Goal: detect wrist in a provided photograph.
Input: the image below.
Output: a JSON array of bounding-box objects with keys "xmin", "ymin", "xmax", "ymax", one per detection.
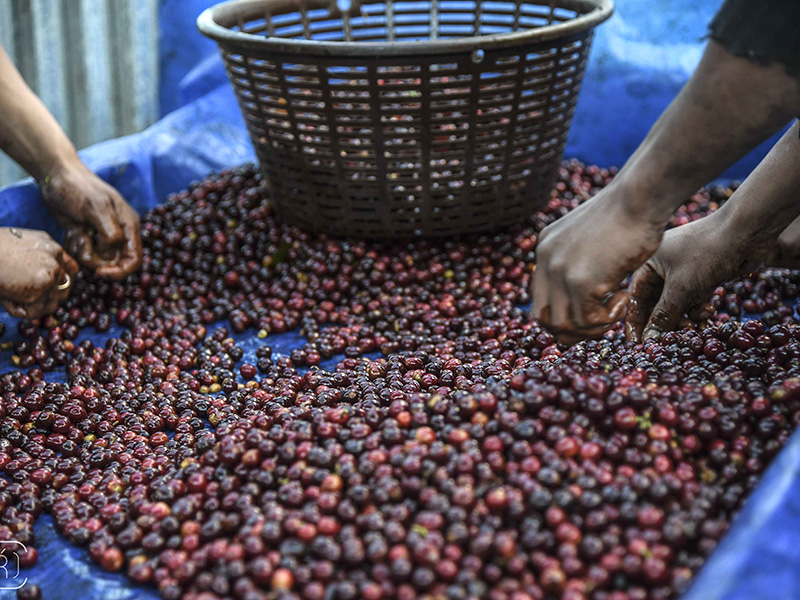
[
  {"xmin": 603, "ymin": 174, "xmax": 676, "ymax": 230},
  {"xmin": 34, "ymin": 145, "xmax": 82, "ymax": 186},
  {"xmin": 711, "ymin": 203, "xmax": 777, "ymax": 267}
]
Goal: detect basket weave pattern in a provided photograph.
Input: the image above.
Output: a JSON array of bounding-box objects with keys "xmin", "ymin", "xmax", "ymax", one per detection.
[{"xmin": 201, "ymin": 0, "xmax": 611, "ymax": 237}]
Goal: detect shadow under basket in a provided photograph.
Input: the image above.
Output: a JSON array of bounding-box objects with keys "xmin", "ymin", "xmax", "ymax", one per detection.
[{"xmin": 198, "ymin": 0, "xmax": 613, "ymax": 238}]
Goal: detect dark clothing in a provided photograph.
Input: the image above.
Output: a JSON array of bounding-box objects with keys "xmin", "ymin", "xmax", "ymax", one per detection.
[{"xmin": 710, "ymin": 0, "xmax": 800, "ymax": 74}]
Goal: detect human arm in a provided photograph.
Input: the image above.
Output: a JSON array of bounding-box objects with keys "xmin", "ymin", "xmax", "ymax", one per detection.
[
  {"xmin": 531, "ymin": 40, "xmax": 800, "ymax": 342},
  {"xmin": 0, "ymin": 45, "xmax": 141, "ymax": 279},
  {"xmin": 626, "ymin": 121, "xmax": 800, "ymax": 341}
]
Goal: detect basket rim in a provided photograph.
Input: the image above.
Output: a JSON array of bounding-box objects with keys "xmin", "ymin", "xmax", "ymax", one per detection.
[{"xmin": 197, "ymin": 0, "xmax": 613, "ymax": 58}]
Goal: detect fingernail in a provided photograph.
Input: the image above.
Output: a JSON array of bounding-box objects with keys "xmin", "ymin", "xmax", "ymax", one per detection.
[{"xmin": 643, "ymin": 327, "xmax": 662, "ymax": 341}]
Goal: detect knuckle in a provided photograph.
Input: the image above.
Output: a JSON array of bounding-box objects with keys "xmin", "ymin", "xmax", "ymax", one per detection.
[
  {"xmin": 91, "ymin": 195, "xmax": 114, "ymax": 214},
  {"xmin": 650, "ymin": 307, "xmax": 675, "ymax": 326},
  {"xmin": 547, "ymin": 258, "xmax": 568, "ymax": 276},
  {"xmin": 33, "ymin": 271, "xmax": 54, "ymax": 291},
  {"xmin": 563, "ymin": 270, "xmax": 580, "ymax": 287},
  {"xmin": 564, "ymin": 269, "xmax": 589, "ymax": 290}
]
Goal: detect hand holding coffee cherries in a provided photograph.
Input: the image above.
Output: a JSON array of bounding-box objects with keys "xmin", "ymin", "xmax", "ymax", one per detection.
[
  {"xmin": 0, "ymin": 43, "xmax": 142, "ymax": 319},
  {"xmin": 0, "ymin": 164, "xmax": 142, "ymax": 319},
  {"xmin": 624, "ymin": 211, "xmax": 766, "ymax": 342},
  {"xmin": 0, "ymin": 163, "xmax": 143, "ymax": 319},
  {"xmin": 41, "ymin": 160, "xmax": 142, "ymax": 280},
  {"xmin": 0, "ymin": 228, "xmax": 79, "ymax": 318},
  {"xmin": 531, "ymin": 184, "xmax": 661, "ymax": 343},
  {"xmin": 626, "ymin": 120, "xmax": 800, "ymax": 342},
  {"xmin": 532, "ymin": 41, "xmax": 800, "ymax": 342}
]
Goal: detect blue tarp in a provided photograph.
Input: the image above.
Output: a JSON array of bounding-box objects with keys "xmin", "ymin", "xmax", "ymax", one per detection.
[
  {"xmin": 0, "ymin": 311, "xmax": 351, "ymax": 600},
  {"xmin": 0, "ymin": 2, "xmax": 799, "ymax": 598}
]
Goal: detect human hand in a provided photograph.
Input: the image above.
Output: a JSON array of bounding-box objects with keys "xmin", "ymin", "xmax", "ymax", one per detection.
[
  {"xmin": 0, "ymin": 227, "xmax": 79, "ymax": 318},
  {"xmin": 531, "ymin": 186, "xmax": 665, "ymax": 343},
  {"xmin": 625, "ymin": 211, "xmax": 772, "ymax": 342},
  {"xmin": 766, "ymin": 214, "xmax": 800, "ymax": 270},
  {"xmin": 40, "ymin": 160, "xmax": 141, "ymax": 279}
]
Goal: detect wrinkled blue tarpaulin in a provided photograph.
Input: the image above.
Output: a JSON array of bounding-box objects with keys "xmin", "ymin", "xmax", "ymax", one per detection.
[{"xmin": 0, "ymin": 7, "xmax": 799, "ymax": 599}]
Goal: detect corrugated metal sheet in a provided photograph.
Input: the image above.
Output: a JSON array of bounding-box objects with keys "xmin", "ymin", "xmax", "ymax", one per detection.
[{"xmin": 0, "ymin": 0, "xmax": 159, "ymax": 186}]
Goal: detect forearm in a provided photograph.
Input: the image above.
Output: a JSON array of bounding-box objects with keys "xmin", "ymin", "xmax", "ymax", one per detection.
[
  {"xmin": 715, "ymin": 121, "xmax": 800, "ymax": 246},
  {"xmin": 613, "ymin": 40, "xmax": 800, "ymax": 227},
  {"xmin": 0, "ymin": 45, "xmax": 79, "ymax": 182}
]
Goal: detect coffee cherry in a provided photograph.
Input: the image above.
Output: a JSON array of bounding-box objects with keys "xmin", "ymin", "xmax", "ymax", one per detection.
[
  {"xmin": 0, "ymin": 162, "xmax": 792, "ymax": 600},
  {"xmin": 100, "ymin": 548, "xmax": 123, "ymax": 572},
  {"xmin": 17, "ymin": 585, "xmax": 41, "ymax": 600}
]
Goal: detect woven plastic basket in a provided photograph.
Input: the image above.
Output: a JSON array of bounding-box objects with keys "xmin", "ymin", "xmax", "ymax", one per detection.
[{"xmin": 198, "ymin": 0, "xmax": 613, "ymax": 238}]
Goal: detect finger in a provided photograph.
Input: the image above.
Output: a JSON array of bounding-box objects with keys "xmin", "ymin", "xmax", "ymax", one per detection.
[
  {"xmin": 22, "ymin": 304, "xmax": 50, "ymax": 319},
  {"xmin": 56, "ymin": 246, "xmax": 80, "ymax": 276},
  {"xmin": 56, "ymin": 285, "xmax": 71, "ymax": 304},
  {"xmin": 64, "ymin": 230, "xmax": 102, "ymax": 269},
  {"xmin": 552, "ymin": 296, "xmax": 626, "ymax": 344},
  {"xmin": 625, "ymin": 264, "xmax": 664, "ymax": 343},
  {"xmin": 605, "ymin": 289, "xmax": 629, "ymax": 323},
  {"xmin": 54, "ymin": 269, "xmax": 72, "ymax": 303},
  {"xmin": 566, "ymin": 282, "xmax": 591, "ymax": 331},
  {"xmin": 567, "ymin": 282, "xmax": 629, "ymax": 332},
  {"xmin": 41, "ymin": 294, "xmax": 62, "ymax": 316},
  {"xmin": 530, "ymin": 265, "xmax": 549, "ymax": 324},
  {"xmin": 687, "ymin": 301, "xmax": 715, "ymax": 322},
  {"xmin": 88, "ymin": 194, "xmax": 125, "ymax": 249},
  {"xmin": 643, "ymin": 280, "xmax": 690, "ymax": 341},
  {"xmin": 14, "ymin": 297, "xmax": 49, "ymax": 319},
  {"xmin": 33, "ymin": 270, "xmax": 61, "ymax": 314},
  {"xmin": 95, "ymin": 211, "xmax": 142, "ymax": 280},
  {"xmin": 22, "ymin": 289, "xmax": 62, "ymax": 318},
  {"xmin": 547, "ymin": 275, "xmax": 572, "ymax": 332},
  {"xmin": 2, "ymin": 300, "xmax": 28, "ymax": 318}
]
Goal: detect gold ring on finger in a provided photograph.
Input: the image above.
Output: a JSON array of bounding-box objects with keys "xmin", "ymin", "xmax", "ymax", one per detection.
[{"xmin": 57, "ymin": 274, "xmax": 72, "ymax": 291}]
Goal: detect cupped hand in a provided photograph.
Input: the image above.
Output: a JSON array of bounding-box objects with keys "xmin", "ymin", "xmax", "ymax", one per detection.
[
  {"xmin": 40, "ymin": 160, "xmax": 142, "ymax": 279},
  {"xmin": 0, "ymin": 227, "xmax": 79, "ymax": 318},
  {"xmin": 625, "ymin": 211, "xmax": 772, "ymax": 342},
  {"xmin": 531, "ymin": 187, "xmax": 665, "ymax": 343}
]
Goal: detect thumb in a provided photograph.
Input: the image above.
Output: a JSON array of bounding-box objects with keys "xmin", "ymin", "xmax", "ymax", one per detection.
[
  {"xmin": 89, "ymin": 197, "xmax": 124, "ymax": 249},
  {"xmin": 605, "ymin": 289, "xmax": 629, "ymax": 323},
  {"xmin": 625, "ymin": 262, "xmax": 663, "ymax": 343},
  {"xmin": 64, "ymin": 230, "xmax": 100, "ymax": 269},
  {"xmin": 643, "ymin": 281, "xmax": 689, "ymax": 340}
]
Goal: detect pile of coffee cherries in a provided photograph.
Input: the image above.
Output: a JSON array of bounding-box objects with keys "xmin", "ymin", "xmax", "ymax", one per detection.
[{"xmin": 2, "ymin": 161, "xmax": 800, "ymax": 600}]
